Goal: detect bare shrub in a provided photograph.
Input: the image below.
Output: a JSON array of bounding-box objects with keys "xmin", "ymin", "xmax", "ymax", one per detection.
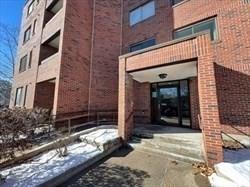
[{"xmin": 0, "ymin": 107, "xmax": 51, "ymax": 160}]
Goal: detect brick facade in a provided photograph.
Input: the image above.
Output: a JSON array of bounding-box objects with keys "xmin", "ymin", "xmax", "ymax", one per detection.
[
  {"xmin": 12, "ymin": 0, "xmax": 249, "ymax": 166},
  {"xmin": 121, "ymin": 0, "xmax": 250, "ymax": 135}
]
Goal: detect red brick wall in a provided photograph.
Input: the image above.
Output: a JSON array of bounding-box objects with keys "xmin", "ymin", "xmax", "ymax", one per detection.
[
  {"xmin": 56, "ymin": 0, "xmax": 93, "ymax": 114},
  {"xmin": 34, "ymin": 81, "xmax": 55, "ymax": 110},
  {"xmin": 122, "ymin": 0, "xmax": 173, "ymax": 53},
  {"xmin": 133, "ymin": 81, "xmax": 151, "ymax": 123},
  {"xmin": 173, "ymin": 0, "xmax": 250, "ymax": 135},
  {"xmin": 189, "ymin": 77, "xmax": 200, "ymax": 129},
  {"xmin": 88, "ymin": 0, "xmax": 122, "ymax": 112},
  {"xmin": 122, "ymin": 0, "xmax": 250, "ymax": 135}
]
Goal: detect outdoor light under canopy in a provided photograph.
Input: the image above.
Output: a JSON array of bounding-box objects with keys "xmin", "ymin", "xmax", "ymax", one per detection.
[{"xmin": 158, "ymin": 73, "xmax": 168, "ymax": 79}]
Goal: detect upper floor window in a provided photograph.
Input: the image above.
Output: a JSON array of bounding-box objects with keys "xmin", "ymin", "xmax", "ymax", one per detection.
[
  {"xmin": 172, "ymin": 0, "xmax": 185, "ymax": 6},
  {"xmin": 33, "ymin": 19, "xmax": 37, "ymax": 35},
  {"xmin": 19, "ymin": 55, "xmax": 28, "ymax": 73},
  {"xmin": 27, "ymin": 0, "xmax": 35, "ymax": 16},
  {"xmin": 28, "ymin": 50, "xmax": 33, "ymax": 68},
  {"xmin": 174, "ymin": 18, "xmax": 218, "ymax": 41},
  {"xmin": 23, "ymin": 26, "xmax": 31, "ymax": 44},
  {"xmin": 130, "ymin": 38, "xmax": 156, "ymax": 52},
  {"xmin": 130, "ymin": 1, "xmax": 155, "ymax": 26}
]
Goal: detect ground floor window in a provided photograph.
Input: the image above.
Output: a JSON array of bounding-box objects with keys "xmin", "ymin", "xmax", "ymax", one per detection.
[
  {"xmin": 15, "ymin": 87, "xmax": 23, "ymax": 107},
  {"xmin": 151, "ymin": 80, "xmax": 191, "ymax": 127}
]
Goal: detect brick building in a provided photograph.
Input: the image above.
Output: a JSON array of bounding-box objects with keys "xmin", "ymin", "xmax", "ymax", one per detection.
[{"xmin": 11, "ymin": 0, "xmax": 250, "ymax": 165}]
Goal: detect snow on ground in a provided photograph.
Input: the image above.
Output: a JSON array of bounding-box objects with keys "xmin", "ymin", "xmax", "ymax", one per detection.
[
  {"xmin": 80, "ymin": 128, "xmax": 119, "ymax": 144},
  {"xmin": 0, "ymin": 128, "xmax": 119, "ymax": 187},
  {"xmin": 209, "ymin": 149, "xmax": 250, "ymax": 187}
]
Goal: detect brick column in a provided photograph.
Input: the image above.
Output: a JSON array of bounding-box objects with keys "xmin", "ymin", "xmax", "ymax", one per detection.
[
  {"xmin": 197, "ymin": 35, "xmax": 223, "ymax": 166},
  {"xmin": 118, "ymin": 58, "xmax": 134, "ymax": 142}
]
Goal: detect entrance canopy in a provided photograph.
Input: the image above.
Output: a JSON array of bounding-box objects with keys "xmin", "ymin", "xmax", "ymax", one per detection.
[{"xmin": 130, "ymin": 61, "xmax": 197, "ymax": 83}]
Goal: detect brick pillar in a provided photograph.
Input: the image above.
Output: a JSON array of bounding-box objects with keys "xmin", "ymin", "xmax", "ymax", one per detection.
[
  {"xmin": 118, "ymin": 58, "xmax": 134, "ymax": 142},
  {"xmin": 197, "ymin": 35, "xmax": 223, "ymax": 166}
]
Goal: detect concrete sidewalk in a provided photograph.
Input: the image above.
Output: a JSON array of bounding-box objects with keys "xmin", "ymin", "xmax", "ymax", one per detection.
[{"xmin": 61, "ymin": 146, "xmax": 210, "ymax": 187}]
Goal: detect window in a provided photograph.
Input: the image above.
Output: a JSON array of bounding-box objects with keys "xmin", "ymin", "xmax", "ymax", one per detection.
[
  {"xmin": 130, "ymin": 1, "xmax": 155, "ymax": 26},
  {"xmin": 23, "ymin": 85, "xmax": 28, "ymax": 107},
  {"xmin": 19, "ymin": 55, "xmax": 28, "ymax": 73},
  {"xmin": 33, "ymin": 19, "xmax": 37, "ymax": 35},
  {"xmin": 15, "ymin": 87, "xmax": 23, "ymax": 107},
  {"xmin": 27, "ymin": 0, "xmax": 35, "ymax": 16},
  {"xmin": 174, "ymin": 18, "xmax": 217, "ymax": 41},
  {"xmin": 130, "ymin": 38, "xmax": 156, "ymax": 52},
  {"xmin": 28, "ymin": 50, "xmax": 33, "ymax": 68},
  {"xmin": 23, "ymin": 26, "xmax": 31, "ymax": 43},
  {"xmin": 172, "ymin": 0, "xmax": 185, "ymax": 5}
]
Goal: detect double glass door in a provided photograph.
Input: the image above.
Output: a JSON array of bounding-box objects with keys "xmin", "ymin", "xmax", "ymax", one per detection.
[{"xmin": 151, "ymin": 80, "xmax": 191, "ymax": 127}]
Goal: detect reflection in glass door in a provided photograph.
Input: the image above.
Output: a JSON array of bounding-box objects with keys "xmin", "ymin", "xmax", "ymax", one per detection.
[
  {"xmin": 159, "ymin": 86, "xmax": 179, "ymax": 125},
  {"xmin": 151, "ymin": 80, "xmax": 191, "ymax": 127}
]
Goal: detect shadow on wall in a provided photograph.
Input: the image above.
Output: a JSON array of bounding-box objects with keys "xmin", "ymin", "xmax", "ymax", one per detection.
[
  {"xmin": 214, "ymin": 63, "xmax": 250, "ymax": 135},
  {"xmin": 62, "ymin": 163, "xmax": 150, "ymax": 187}
]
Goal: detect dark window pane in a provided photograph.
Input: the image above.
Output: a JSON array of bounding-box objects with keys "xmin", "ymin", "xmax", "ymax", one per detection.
[
  {"xmin": 19, "ymin": 55, "xmax": 28, "ymax": 73},
  {"xmin": 174, "ymin": 27, "xmax": 193, "ymax": 39},
  {"xmin": 174, "ymin": 19, "xmax": 217, "ymax": 41},
  {"xmin": 172, "ymin": 0, "xmax": 184, "ymax": 5},
  {"xmin": 130, "ymin": 38, "xmax": 156, "ymax": 52},
  {"xmin": 193, "ymin": 20, "xmax": 217, "ymax": 40},
  {"xmin": 180, "ymin": 80, "xmax": 190, "ymax": 126}
]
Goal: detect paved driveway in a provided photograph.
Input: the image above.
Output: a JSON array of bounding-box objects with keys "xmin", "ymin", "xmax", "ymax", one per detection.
[{"xmin": 61, "ymin": 147, "xmax": 210, "ymax": 187}]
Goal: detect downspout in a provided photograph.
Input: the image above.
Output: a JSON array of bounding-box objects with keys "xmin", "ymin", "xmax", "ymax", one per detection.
[{"xmin": 88, "ymin": 0, "xmax": 96, "ymax": 120}]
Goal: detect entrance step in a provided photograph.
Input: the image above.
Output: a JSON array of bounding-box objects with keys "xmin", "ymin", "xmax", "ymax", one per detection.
[{"xmin": 129, "ymin": 136, "xmax": 205, "ymax": 164}]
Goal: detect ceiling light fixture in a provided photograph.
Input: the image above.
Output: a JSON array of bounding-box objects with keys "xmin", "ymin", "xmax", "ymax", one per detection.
[{"xmin": 158, "ymin": 73, "xmax": 168, "ymax": 79}]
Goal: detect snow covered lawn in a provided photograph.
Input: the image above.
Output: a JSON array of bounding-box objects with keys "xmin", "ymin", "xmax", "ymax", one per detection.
[
  {"xmin": 0, "ymin": 128, "xmax": 119, "ymax": 187},
  {"xmin": 209, "ymin": 149, "xmax": 250, "ymax": 187}
]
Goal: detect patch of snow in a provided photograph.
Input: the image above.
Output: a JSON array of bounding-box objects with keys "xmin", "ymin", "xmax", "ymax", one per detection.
[
  {"xmin": 0, "ymin": 128, "xmax": 119, "ymax": 187},
  {"xmin": 209, "ymin": 149, "xmax": 250, "ymax": 187},
  {"xmin": 80, "ymin": 129, "xmax": 119, "ymax": 144}
]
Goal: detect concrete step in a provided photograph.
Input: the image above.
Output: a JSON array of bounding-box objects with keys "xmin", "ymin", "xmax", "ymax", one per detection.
[
  {"xmin": 79, "ymin": 128, "xmax": 121, "ymax": 151},
  {"xmin": 133, "ymin": 131, "xmax": 202, "ymax": 147},
  {"xmin": 130, "ymin": 136, "xmax": 205, "ymax": 163}
]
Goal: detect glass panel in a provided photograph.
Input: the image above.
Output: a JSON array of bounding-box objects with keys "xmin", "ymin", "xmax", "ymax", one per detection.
[
  {"xmin": 142, "ymin": 1, "xmax": 155, "ymax": 20},
  {"xmin": 180, "ymin": 80, "xmax": 191, "ymax": 126},
  {"xmin": 193, "ymin": 19, "xmax": 216, "ymax": 40},
  {"xmin": 159, "ymin": 87, "xmax": 179, "ymax": 124},
  {"xmin": 19, "ymin": 55, "xmax": 28, "ymax": 72},
  {"xmin": 174, "ymin": 27, "xmax": 193, "ymax": 39},
  {"xmin": 130, "ymin": 8, "xmax": 142, "ymax": 26},
  {"xmin": 130, "ymin": 38, "xmax": 155, "ymax": 52},
  {"xmin": 15, "ymin": 87, "xmax": 23, "ymax": 107},
  {"xmin": 172, "ymin": 0, "xmax": 184, "ymax": 5}
]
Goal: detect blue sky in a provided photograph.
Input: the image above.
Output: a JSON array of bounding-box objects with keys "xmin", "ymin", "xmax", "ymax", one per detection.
[
  {"xmin": 0, "ymin": 0, "xmax": 24, "ymax": 80},
  {"xmin": 0, "ymin": 0, "xmax": 25, "ymax": 28}
]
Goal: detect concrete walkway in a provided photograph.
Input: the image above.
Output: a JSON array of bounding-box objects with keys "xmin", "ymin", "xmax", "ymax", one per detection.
[{"xmin": 61, "ymin": 147, "xmax": 210, "ymax": 187}]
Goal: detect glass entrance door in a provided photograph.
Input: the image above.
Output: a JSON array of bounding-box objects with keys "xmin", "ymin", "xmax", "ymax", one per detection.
[
  {"xmin": 151, "ymin": 80, "xmax": 191, "ymax": 127},
  {"xmin": 159, "ymin": 86, "xmax": 179, "ymax": 125}
]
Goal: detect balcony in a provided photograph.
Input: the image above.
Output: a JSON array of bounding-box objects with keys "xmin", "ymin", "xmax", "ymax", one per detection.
[
  {"xmin": 42, "ymin": 0, "xmax": 63, "ymax": 42},
  {"xmin": 37, "ymin": 53, "xmax": 59, "ymax": 82}
]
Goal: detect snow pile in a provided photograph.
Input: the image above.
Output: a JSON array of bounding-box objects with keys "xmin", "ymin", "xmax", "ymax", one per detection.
[
  {"xmin": 0, "ymin": 128, "xmax": 119, "ymax": 187},
  {"xmin": 209, "ymin": 149, "xmax": 250, "ymax": 187},
  {"xmin": 80, "ymin": 128, "xmax": 119, "ymax": 145}
]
